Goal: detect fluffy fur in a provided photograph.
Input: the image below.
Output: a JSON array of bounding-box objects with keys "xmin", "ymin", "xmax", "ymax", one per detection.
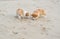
[
  {"xmin": 31, "ymin": 9, "xmax": 46, "ymax": 20},
  {"xmin": 16, "ymin": 8, "xmax": 24, "ymax": 19}
]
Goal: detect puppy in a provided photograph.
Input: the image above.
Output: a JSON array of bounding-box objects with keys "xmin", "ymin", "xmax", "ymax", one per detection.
[
  {"xmin": 16, "ymin": 8, "xmax": 24, "ymax": 19},
  {"xmin": 31, "ymin": 9, "xmax": 46, "ymax": 20}
]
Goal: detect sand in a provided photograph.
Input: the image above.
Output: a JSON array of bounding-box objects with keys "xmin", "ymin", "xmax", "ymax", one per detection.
[{"xmin": 0, "ymin": 0, "xmax": 60, "ymax": 39}]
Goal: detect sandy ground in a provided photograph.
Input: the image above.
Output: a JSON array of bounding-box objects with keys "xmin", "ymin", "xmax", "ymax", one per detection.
[{"xmin": 0, "ymin": 0, "xmax": 60, "ymax": 39}]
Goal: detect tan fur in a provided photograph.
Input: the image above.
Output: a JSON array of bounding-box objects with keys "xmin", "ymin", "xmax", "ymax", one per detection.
[
  {"xmin": 37, "ymin": 9, "xmax": 46, "ymax": 16},
  {"xmin": 25, "ymin": 12, "xmax": 29, "ymax": 16},
  {"xmin": 31, "ymin": 10, "xmax": 40, "ymax": 19},
  {"xmin": 25, "ymin": 12, "xmax": 30, "ymax": 19},
  {"xmin": 16, "ymin": 8, "xmax": 46, "ymax": 20},
  {"xmin": 31, "ymin": 9, "xmax": 46, "ymax": 19},
  {"xmin": 16, "ymin": 8, "xmax": 24, "ymax": 16},
  {"xmin": 31, "ymin": 12, "xmax": 38, "ymax": 18},
  {"xmin": 16, "ymin": 8, "xmax": 24, "ymax": 19}
]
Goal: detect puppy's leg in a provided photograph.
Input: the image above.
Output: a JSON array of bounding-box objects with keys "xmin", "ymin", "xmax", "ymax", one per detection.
[
  {"xmin": 18, "ymin": 15, "xmax": 21, "ymax": 19},
  {"xmin": 35, "ymin": 17, "xmax": 39, "ymax": 20},
  {"xmin": 21, "ymin": 16, "xmax": 24, "ymax": 19},
  {"xmin": 16, "ymin": 13, "xmax": 21, "ymax": 19}
]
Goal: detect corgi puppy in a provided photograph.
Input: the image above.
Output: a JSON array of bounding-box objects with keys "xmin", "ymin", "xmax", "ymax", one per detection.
[
  {"xmin": 31, "ymin": 9, "xmax": 46, "ymax": 20},
  {"xmin": 16, "ymin": 8, "xmax": 24, "ymax": 19}
]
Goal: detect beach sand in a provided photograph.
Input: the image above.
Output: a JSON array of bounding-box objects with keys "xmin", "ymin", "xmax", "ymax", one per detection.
[{"xmin": 0, "ymin": 0, "xmax": 60, "ymax": 39}]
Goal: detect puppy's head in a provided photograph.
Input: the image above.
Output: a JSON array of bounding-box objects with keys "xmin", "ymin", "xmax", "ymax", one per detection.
[
  {"xmin": 25, "ymin": 12, "xmax": 29, "ymax": 16},
  {"xmin": 31, "ymin": 13, "xmax": 38, "ymax": 18}
]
